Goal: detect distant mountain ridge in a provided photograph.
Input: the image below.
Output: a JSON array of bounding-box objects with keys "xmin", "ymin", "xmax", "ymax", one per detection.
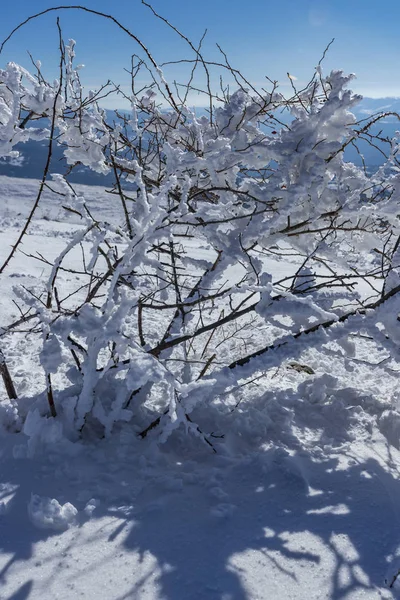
[
  {"xmin": 1, "ymin": 98, "xmax": 399, "ymax": 185},
  {"xmin": 352, "ymin": 97, "xmax": 400, "ymax": 120}
]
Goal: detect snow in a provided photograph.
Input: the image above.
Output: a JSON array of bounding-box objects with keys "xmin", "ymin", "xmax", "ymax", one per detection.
[
  {"xmin": 28, "ymin": 495, "xmax": 78, "ymax": 531},
  {"xmin": 1, "ymin": 176, "xmax": 400, "ymax": 599}
]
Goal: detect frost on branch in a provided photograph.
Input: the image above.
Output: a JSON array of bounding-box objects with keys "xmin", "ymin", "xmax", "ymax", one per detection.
[
  {"xmin": 0, "ymin": 40, "xmax": 110, "ymax": 173},
  {"xmin": 0, "ymin": 63, "xmax": 50, "ymax": 157},
  {"xmin": 2, "ymin": 25, "xmax": 400, "ymax": 449}
]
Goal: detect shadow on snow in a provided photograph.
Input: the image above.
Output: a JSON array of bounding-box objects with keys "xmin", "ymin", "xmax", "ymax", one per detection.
[{"xmin": 0, "ymin": 383, "xmax": 399, "ymax": 599}]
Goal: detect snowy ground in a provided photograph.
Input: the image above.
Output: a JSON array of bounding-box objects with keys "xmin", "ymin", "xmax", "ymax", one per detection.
[{"xmin": 1, "ymin": 176, "xmax": 400, "ymax": 599}]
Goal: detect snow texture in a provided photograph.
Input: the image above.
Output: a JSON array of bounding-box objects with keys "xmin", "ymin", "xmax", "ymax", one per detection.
[{"xmin": 28, "ymin": 495, "xmax": 78, "ymax": 531}]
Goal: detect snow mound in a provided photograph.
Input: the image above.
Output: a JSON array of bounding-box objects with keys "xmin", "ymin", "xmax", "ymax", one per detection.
[
  {"xmin": 28, "ymin": 494, "xmax": 78, "ymax": 531},
  {"xmin": 83, "ymin": 497, "xmax": 100, "ymax": 517}
]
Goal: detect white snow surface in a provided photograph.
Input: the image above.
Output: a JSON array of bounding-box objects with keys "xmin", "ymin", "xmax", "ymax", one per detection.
[
  {"xmin": 1, "ymin": 177, "xmax": 400, "ymax": 599},
  {"xmin": 28, "ymin": 495, "xmax": 78, "ymax": 531}
]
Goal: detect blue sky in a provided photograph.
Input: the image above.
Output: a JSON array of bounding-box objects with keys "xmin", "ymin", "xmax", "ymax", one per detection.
[{"xmin": 1, "ymin": 0, "xmax": 399, "ymax": 108}]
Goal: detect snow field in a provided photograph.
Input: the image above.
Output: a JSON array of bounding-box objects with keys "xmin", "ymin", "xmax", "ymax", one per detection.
[{"xmin": 0, "ymin": 177, "xmax": 400, "ymax": 599}]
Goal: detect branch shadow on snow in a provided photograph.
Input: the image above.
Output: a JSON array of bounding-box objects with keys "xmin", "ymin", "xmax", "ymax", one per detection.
[
  {"xmin": 0, "ymin": 381, "xmax": 400, "ymax": 599},
  {"xmin": 6, "ymin": 581, "xmax": 33, "ymax": 600},
  {"xmin": 0, "ymin": 444, "xmax": 75, "ymax": 597},
  {"xmin": 111, "ymin": 453, "xmax": 399, "ymax": 599},
  {"xmin": 104, "ymin": 382, "xmax": 400, "ymax": 599}
]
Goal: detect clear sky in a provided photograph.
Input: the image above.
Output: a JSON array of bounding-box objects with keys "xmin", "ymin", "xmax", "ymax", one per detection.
[{"xmin": 1, "ymin": 0, "xmax": 399, "ymax": 108}]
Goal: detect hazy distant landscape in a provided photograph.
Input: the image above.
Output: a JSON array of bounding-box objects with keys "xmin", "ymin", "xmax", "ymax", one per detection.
[{"xmin": 1, "ymin": 97, "xmax": 399, "ymax": 186}]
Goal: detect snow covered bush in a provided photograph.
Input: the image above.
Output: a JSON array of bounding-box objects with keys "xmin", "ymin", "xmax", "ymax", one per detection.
[{"xmin": 1, "ymin": 6, "xmax": 400, "ymax": 449}]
